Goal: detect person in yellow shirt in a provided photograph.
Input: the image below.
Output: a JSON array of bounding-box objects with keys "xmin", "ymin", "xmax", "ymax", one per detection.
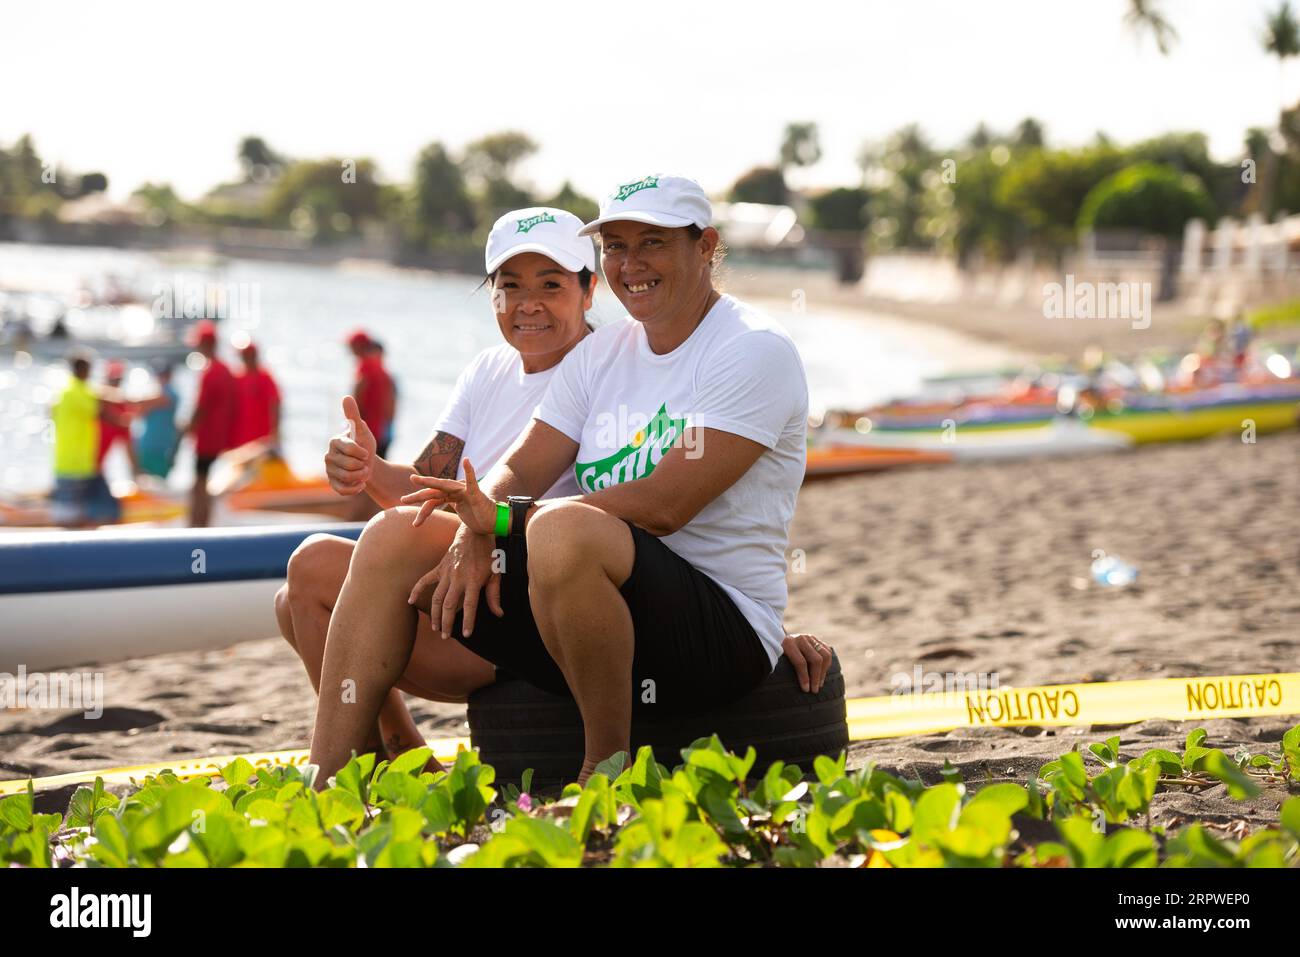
[{"xmin": 50, "ymin": 352, "xmax": 122, "ymax": 527}]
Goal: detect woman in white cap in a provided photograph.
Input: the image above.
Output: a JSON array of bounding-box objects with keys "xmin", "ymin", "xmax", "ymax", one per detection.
[
  {"xmin": 276, "ymin": 207, "xmax": 598, "ymax": 762},
  {"xmin": 306, "ymin": 176, "xmax": 831, "ymax": 785}
]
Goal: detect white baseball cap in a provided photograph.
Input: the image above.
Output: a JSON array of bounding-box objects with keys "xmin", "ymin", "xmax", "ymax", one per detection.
[
  {"xmin": 578, "ymin": 174, "xmax": 712, "ymax": 237},
  {"xmin": 485, "ymin": 207, "xmax": 596, "ymax": 274}
]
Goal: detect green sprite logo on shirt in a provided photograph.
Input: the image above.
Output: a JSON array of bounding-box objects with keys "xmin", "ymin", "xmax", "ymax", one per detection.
[
  {"xmin": 515, "ymin": 212, "xmax": 557, "ymax": 233},
  {"xmin": 613, "ymin": 176, "xmax": 659, "ymax": 203},
  {"xmin": 576, "ymin": 403, "xmax": 686, "ymax": 492}
]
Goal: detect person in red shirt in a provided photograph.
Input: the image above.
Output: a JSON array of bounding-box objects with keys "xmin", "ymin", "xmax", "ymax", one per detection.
[
  {"xmin": 231, "ymin": 340, "xmax": 282, "ymax": 449},
  {"xmin": 96, "ymin": 360, "xmax": 138, "ymax": 474},
  {"xmin": 182, "ymin": 320, "xmax": 237, "ymax": 527},
  {"xmin": 347, "ymin": 329, "xmax": 396, "ymax": 458}
]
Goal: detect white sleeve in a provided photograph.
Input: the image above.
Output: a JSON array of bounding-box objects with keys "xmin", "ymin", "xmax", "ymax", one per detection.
[
  {"xmin": 431, "ymin": 355, "xmax": 477, "ymax": 440},
  {"xmin": 535, "ymin": 342, "xmax": 591, "ymax": 442},
  {"xmin": 687, "ymin": 332, "xmax": 807, "ymax": 449}
]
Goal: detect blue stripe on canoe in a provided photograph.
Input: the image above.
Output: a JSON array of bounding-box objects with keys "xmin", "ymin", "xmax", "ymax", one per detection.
[{"xmin": 0, "ymin": 523, "xmax": 365, "ymax": 595}]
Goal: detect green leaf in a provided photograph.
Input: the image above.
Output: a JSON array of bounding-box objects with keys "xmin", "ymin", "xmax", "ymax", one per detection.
[
  {"xmin": 334, "ymin": 752, "xmax": 377, "ymax": 802},
  {"xmin": 1087, "ymin": 736, "xmax": 1120, "ymax": 768},
  {"xmin": 829, "ymin": 796, "xmax": 887, "ymax": 839},
  {"xmin": 192, "ymin": 812, "xmax": 244, "ymax": 868},
  {"xmin": 1058, "ymin": 751, "xmax": 1088, "ymax": 788},
  {"xmin": 1056, "ymin": 814, "xmax": 1104, "ymax": 868},
  {"xmin": 91, "ymin": 813, "xmax": 131, "ymax": 867},
  {"xmin": 883, "ymin": 789, "xmax": 914, "ymax": 833},
  {"xmin": 220, "ymin": 757, "xmax": 256, "ymax": 787},
  {"xmin": 686, "ymin": 747, "xmax": 736, "ymax": 781},
  {"xmin": 387, "ymin": 747, "xmax": 433, "ymax": 777},
  {"xmin": 317, "ymin": 790, "xmax": 366, "ymax": 832},
  {"xmin": 1281, "ymin": 725, "xmax": 1300, "ymax": 779},
  {"xmin": 593, "ymin": 751, "xmax": 629, "ymax": 780},
  {"xmin": 503, "ymin": 816, "xmax": 583, "ymax": 867},
  {"xmin": 244, "ymin": 800, "xmax": 287, "ymax": 826},
  {"xmin": 1202, "ymin": 750, "xmax": 1261, "ymax": 800},
  {"xmin": 67, "ymin": 786, "xmax": 96, "ymax": 829},
  {"xmin": 7, "ymin": 824, "xmax": 53, "ymax": 867},
  {"xmin": 1280, "ymin": 796, "xmax": 1300, "ymax": 841},
  {"xmin": 1100, "ymin": 828, "xmax": 1157, "ymax": 868},
  {"xmin": 813, "ymin": 753, "xmax": 846, "ymax": 786},
  {"xmin": 1166, "ymin": 824, "xmax": 1238, "ymax": 867},
  {"xmin": 1024, "ymin": 773, "xmax": 1045, "ymax": 820},
  {"xmin": 911, "ymin": 783, "xmax": 962, "ymax": 843},
  {"xmin": 0, "ymin": 791, "xmax": 34, "ymax": 832},
  {"xmin": 1136, "ymin": 748, "xmax": 1183, "ymax": 775},
  {"xmin": 965, "ymin": 783, "xmax": 1029, "ymax": 819},
  {"xmin": 1182, "ymin": 729, "xmax": 1211, "ymax": 770}
]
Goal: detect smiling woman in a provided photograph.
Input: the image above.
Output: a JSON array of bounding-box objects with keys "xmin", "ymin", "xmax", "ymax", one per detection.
[
  {"xmin": 304, "ymin": 175, "xmax": 833, "ymax": 789},
  {"xmin": 276, "ymin": 207, "xmax": 597, "ymax": 764}
]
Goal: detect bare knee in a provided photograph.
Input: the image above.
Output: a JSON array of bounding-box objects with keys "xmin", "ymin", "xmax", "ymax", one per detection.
[
  {"xmin": 526, "ymin": 501, "xmax": 633, "ymax": 589},
  {"xmin": 273, "ymin": 583, "xmax": 294, "ymax": 645},
  {"xmin": 351, "ymin": 506, "xmax": 457, "ymax": 578},
  {"xmin": 285, "ymin": 533, "xmax": 353, "ymax": 604}
]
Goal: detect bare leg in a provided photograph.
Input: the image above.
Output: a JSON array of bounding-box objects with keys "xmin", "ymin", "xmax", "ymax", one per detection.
[
  {"xmin": 281, "ymin": 532, "xmax": 494, "ymax": 764},
  {"xmin": 308, "ymin": 508, "xmax": 484, "ymax": 786},
  {"xmin": 525, "ymin": 502, "xmax": 636, "ymax": 785},
  {"xmin": 190, "ymin": 473, "xmax": 211, "ymax": 527}
]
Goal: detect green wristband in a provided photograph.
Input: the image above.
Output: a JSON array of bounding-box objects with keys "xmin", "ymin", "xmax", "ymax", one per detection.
[{"xmin": 494, "ymin": 501, "xmax": 510, "ymax": 538}]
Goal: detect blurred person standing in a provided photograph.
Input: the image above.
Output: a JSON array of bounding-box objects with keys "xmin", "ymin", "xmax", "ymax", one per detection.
[
  {"xmin": 347, "ymin": 329, "xmax": 396, "ymax": 458},
  {"xmin": 371, "ymin": 339, "xmax": 398, "ymax": 455},
  {"xmin": 96, "ymin": 360, "xmax": 138, "ymax": 475},
  {"xmin": 231, "ymin": 338, "xmax": 282, "ymax": 448},
  {"xmin": 134, "ymin": 364, "xmax": 180, "ymax": 480},
  {"xmin": 50, "ymin": 352, "xmax": 121, "ymax": 527},
  {"xmin": 182, "ymin": 320, "xmax": 237, "ymax": 526}
]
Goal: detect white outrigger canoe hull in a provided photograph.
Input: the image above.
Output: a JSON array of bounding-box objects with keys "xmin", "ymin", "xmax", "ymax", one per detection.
[{"xmin": 0, "ymin": 523, "xmax": 363, "ymax": 672}]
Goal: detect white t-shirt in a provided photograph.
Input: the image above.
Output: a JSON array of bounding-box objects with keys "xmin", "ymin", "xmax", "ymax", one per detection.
[
  {"xmin": 433, "ymin": 343, "xmax": 579, "ymax": 499},
  {"xmin": 535, "ymin": 294, "xmax": 809, "ymax": 668}
]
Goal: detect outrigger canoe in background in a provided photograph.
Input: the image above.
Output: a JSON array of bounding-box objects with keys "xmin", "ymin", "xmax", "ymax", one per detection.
[
  {"xmin": 0, "ymin": 523, "xmax": 363, "ymax": 672},
  {"xmin": 0, "ymin": 439, "xmax": 955, "ymax": 530},
  {"xmin": 840, "ymin": 383, "xmax": 1300, "ymax": 450}
]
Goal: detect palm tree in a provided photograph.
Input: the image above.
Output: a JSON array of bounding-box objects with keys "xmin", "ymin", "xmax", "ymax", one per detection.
[
  {"xmin": 779, "ymin": 122, "xmax": 822, "ymax": 172},
  {"xmin": 1262, "ymin": 1, "xmax": 1300, "ymax": 215},
  {"xmin": 1265, "ymin": 0, "xmax": 1300, "ymax": 60},
  {"xmin": 1124, "ymin": 0, "xmax": 1178, "ymax": 55}
]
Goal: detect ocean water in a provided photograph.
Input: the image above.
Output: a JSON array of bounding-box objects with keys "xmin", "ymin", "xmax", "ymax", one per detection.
[{"xmin": 0, "ymin": 243, "xmax": 966, "ymax": 495}]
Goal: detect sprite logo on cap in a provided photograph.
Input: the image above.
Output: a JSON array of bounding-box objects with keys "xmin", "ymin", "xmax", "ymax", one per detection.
[
  {"xmin": 515, "ymin": 212, "xmax": 557, "ymax": 233},
  {"xmin": 613, "ymin": 176, "xmax": 660, "ymax": 203}
]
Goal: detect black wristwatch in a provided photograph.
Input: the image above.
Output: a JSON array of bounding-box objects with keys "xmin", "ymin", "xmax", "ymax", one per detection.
[{"xmin": 507, "ymin": 496, "xmax": 534, "ymax": 540}]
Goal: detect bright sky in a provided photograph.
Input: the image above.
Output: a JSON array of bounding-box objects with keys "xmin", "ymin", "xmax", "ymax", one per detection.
[{"xmin": 4, "ymin": 0, "xmax": 1293, "ymax": 202}]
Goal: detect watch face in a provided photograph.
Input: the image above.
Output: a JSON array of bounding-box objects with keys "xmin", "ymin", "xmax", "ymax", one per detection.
[{"xmin": 508, "ymin": 496, "xmax": 534, "ymax": 506}]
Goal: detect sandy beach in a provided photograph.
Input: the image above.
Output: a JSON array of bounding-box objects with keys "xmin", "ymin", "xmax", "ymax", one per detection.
[
  {"xmin": 3, "ymin": 428, "xmax": 1296, "ymax": 828},
  {"xmin": 2, "ymin": 289, "xmax": 1298, "ymax": 835}
]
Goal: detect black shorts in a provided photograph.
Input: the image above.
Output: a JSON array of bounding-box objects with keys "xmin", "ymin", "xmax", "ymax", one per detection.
[{"xmin": 451, "ymin": 520, "xmax": 773, "ymax": 716}]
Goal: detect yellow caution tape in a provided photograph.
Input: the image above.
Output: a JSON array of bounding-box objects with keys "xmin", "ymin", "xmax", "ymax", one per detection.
[
  {"xmin": 3, "ymin": 672, "xmax": 1298, "ymax": 797},
  {"xmin": 847, "ymin": 672, "xmax": 1300, "ymax": 739},
  {"xmin": 0, "ymin": 738, "xmax": 470, "ymax": 798}
]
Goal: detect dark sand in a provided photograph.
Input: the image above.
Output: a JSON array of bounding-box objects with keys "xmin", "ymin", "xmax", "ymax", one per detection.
[{"xmin": 3, "ymin": 429, "xmax": 1297, "ymax": 831}]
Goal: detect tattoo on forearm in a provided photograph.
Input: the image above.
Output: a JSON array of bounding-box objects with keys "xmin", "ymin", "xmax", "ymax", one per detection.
[{"xmin": 413, "ymin": 431, "xmax": 465, "ymax": 478}]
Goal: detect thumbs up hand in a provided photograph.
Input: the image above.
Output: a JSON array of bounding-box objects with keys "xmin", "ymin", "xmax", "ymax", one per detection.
[{"xmin": 326, "ymin": 395, "xmax": 378, "ymax": 495}]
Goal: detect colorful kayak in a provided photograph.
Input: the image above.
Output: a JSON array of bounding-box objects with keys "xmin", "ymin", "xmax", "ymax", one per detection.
[
  {"xmin": 821, "ymin": 418, "xmax": 1134, "ymax": 461},
  {"xmin": 1086, "ymin": 398, "xmax": 1299, "ymax": 444},
  {"xmin": 804, "ymin": 444, "xmax": 952, "ymax": 477}
]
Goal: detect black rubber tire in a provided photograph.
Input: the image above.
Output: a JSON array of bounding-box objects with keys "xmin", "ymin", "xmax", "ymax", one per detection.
[{"xmin": 468, "ymin": 652, "xmax": 848, "ymax": 786}]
